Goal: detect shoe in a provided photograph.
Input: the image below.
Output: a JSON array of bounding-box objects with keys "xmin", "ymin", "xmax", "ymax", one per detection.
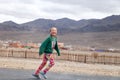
[
  {"xmin": 40, "ymin": 72, "xmax": 47, "ymax": 79},
  {"xmin": 32, "ymin": 74, "xmax": 40, "ymax": 79}
]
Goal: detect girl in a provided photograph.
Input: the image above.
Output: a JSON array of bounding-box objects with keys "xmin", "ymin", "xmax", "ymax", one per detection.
[{"xmin": 33, "ymin": 27, "xmax": 60, "ymax": 79}]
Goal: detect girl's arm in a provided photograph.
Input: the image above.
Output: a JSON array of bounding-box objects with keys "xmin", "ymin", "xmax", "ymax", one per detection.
[
  {"xmin": 55, "ymin": 42, "xmax": 60, "ymax": 56},
  {"xmin": 39, "ymin": 37, "xmax": 50, "ymax": 55}
]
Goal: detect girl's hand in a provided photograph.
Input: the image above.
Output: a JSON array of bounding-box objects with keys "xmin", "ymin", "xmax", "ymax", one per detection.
[{"xmin": 50, "ymin": 54, "xmax": 54, "ymax": 59}]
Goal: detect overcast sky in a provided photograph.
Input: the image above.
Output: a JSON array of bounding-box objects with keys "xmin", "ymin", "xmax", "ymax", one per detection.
[{"xmin": 0, "ymin": 0, "xmax": 120, "ymax": 23}]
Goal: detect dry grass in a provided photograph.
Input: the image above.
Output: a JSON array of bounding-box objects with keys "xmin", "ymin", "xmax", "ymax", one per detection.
[{"xmin": 0, "ymin": 31, "xmax": 120, "ymax": 48}]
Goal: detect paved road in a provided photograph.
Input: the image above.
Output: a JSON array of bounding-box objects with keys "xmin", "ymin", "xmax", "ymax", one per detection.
[{"xmin": 0, "ymin": 68, "xmax": 120, "ymax": 80}]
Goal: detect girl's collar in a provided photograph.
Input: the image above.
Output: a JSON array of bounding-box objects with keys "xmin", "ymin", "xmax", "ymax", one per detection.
[{"xmin": 50, "ymin": 35, "xmax": 57, "ymax": 38}]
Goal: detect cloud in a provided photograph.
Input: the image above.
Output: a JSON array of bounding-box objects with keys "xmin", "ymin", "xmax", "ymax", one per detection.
[
  {"xmin": 0, "ymin": 0, "xmax": 43, "ymax": 23},
  {"xmin": 41, "ymin": 0, "xmax": 120, "ymax": 19},
  {"xmin": 44, "ymin": 0, "xmax": 120, "ymax": 13},
  {"xmin": 0, "ymin": 0, "xmax": 120, "ymax": 23}
]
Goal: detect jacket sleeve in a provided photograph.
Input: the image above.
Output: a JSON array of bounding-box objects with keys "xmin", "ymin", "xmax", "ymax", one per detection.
[
  {"xmin": 39, "ymin": 37, "xmax": 49, "ymax": 55},
  {"xmin": 55, "ymin": 42, "xmax": 60, "ymax": 56}
]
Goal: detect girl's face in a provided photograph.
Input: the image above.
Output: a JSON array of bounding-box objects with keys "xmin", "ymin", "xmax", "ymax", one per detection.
[{"xmin": 50, "ymin": 27, "xmax": 57, "ymax": 36}]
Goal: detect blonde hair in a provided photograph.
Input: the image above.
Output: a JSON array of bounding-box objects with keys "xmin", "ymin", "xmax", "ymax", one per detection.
[{"xmin": 49, "ymin": 27, "xmax": 57, "ymax": 32}]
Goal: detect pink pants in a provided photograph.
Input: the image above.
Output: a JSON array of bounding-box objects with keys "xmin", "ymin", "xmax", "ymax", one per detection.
[{"xmin": 35, "ymin": 54, "xmax": 55, "ymax": 75}]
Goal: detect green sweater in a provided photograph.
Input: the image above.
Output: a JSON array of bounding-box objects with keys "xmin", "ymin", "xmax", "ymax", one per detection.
[{"xmin": 39, "ymin": 35, "xmax": 60, "ymax": 56}]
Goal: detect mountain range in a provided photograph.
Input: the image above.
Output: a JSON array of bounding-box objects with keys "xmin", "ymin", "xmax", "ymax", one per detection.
[
  {"xmin": 0, "ymin": 15, "xmax": 120, "ymax": 33},
  {"xmin": 0, "ymin": 15, "xmax": 120, "ymax": 48}
]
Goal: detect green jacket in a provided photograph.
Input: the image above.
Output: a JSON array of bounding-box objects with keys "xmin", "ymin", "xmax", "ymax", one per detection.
[{"xmin": 39, "ymin": 35, "xmax": 60, "ymax": 56}]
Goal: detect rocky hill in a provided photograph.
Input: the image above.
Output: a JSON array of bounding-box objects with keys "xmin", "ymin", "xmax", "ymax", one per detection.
[
  {"xmin": 0, "ymin": 15, "xmax": 120, "ymax": 33},
  {"xmin": 21, "ymin": 15, "xmax": 120, "ymax": 32},
  {"xmin": 0, "ymin": 15, "xmax": 120, "ymax": 48}
]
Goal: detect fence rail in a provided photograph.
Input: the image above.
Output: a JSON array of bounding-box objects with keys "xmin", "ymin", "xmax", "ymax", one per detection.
[{"xmin": 0, "ymin": 48, "xmax": 120, "ymax": 65}]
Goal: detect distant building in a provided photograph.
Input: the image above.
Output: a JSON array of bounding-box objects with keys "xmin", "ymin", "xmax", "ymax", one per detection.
[
  {"xmin": 9, "ymin": 42, "xmax": 24, "ymax": 48},
  {"xmin": 58, "ymin": 42, "xmax": 64, "ymax": 48}
]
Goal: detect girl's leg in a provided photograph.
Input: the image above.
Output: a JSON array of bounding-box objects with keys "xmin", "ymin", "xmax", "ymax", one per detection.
[
  {"xmin": 43, "ymin": 54, "xmax": 55, "ymax": 74},
  {"xmin": 35, "ymin": 54, "xmax": 48, "ymax": 75}
]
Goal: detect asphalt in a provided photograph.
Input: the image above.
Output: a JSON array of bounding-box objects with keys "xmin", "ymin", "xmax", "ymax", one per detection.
[{"xmin": 0, "ymin": 68, "xmax": 120, "ymax": 80}]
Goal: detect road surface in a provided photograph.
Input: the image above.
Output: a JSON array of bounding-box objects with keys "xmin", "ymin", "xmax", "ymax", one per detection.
[{"xmin": 0, "ymin": 68, "xmax": 120, "ymax": 80}]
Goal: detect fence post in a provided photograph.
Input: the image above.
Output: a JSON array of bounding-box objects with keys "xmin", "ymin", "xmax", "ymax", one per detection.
[
  {"xmin": 11, "ymin": 49, "xmax": 13, "ymax": 57},
  {"xmin": 84, "ymin": 55, "xmax": 86, "ymax": 63},
  {"xmin": 67, "ymin": 52, "xmax": 69, "ymax": 61},
  {"xmin": 115, "ymin": 56, "xmax": 118, "ymax": 65},
  {"xmin": 25, "ymin": 50, "xmax": 27, "ymax": 58},
  {"xmin": 103, "ymin": 55, "xmax": 106, "ymax": 65}
]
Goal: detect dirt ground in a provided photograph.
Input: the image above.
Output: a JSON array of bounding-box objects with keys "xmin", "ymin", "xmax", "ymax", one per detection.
[{"xmin": 0, "ymin": 57, "xmax": 120, "ymax": 77}]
